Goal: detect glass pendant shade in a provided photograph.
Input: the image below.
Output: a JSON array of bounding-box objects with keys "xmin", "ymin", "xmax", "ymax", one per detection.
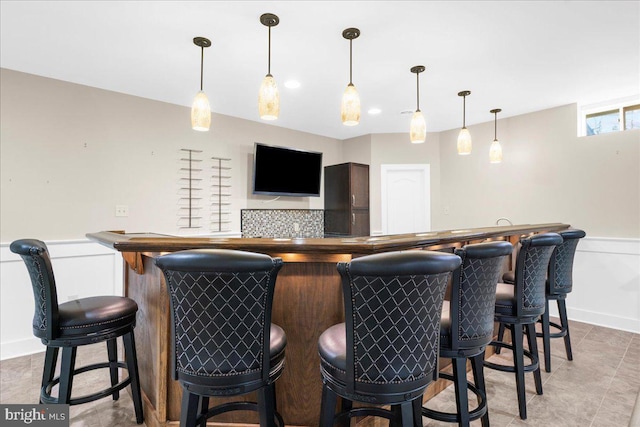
[
  {"xmin": 457, "ymin": 127, "xmax": 472, "ymax": 154},
  {"xmin": 258, "ymin": 74, "xmax": 280, "ymax": 120},
  {"xmin": 191, "ymin": 90, "xmax": 211, "ymax": 131},
  {"xmin": 341, "ymin": 83, "xmax": 360, "ymax": 126},
  {"xmin": 410, "ymin": 110, "xmax": 426, "ymax": 143},
  {"xmin": 489, "ymin": 139, "xmax": 503, "ymax": 163}
]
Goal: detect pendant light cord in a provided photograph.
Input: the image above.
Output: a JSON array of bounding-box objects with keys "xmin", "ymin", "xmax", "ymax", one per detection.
[
  {"xmin": 349, "ymin": 39, "xmax": 353, "ymax": 85},
  {"xmin": 268, "ymin": 25, "xmax": 271, "ymax": 75},
  {"xmin": 416, "ymin": 72, "xmax": 420, "ymax": 111},
  {"xmin": 199, "ymin": 45, "xmax": 204, "ymax": 91},
  {"xmin": 462, "ymin": 95, "xmax": 466, "ymax": 127},
  {"xmin": 494, "ymin": 111, "xmax": 498, "ymax": 140}
]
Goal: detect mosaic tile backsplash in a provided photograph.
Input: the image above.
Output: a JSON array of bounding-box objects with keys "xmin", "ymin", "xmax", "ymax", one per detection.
[{"xmin": 241, "ymin": 209, "xmax": 324, "ymax": 238}]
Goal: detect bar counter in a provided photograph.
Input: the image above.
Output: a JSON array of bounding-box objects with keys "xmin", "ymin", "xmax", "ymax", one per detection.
[{"xmin": 87, "ymin": 223, "xmax": 569, "ymax": 427}]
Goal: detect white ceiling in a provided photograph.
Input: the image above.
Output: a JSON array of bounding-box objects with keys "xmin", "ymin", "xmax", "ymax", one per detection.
[{"xmin": 1, "ymin": 1, "xmax": 638, "ymax": 140}]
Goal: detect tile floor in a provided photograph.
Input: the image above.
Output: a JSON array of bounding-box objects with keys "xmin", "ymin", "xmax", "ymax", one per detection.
[{"xmin": 1, "ymin": 319, "xmax": 638, "ymax": 427}]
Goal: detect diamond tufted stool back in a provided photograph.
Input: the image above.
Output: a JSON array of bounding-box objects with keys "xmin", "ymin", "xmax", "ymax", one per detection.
[
  {"xmin": 499, "ymin": 228, "xmax": 585, "ymax": 373},
  {"xmin": 10, "ymin": 239, "xmax": 143, "ymax": 424},
  {"xmin": 318, "ymin": 250, "xmax": 461, "ymax": 427},
  {"xmin": 422, "ymin": 240, "xmax": 513, "ymax": 427},
  {"xmin": 155, "ymin": 249, "xmax": 286, "ymax": 427},
  {"xmin": 484, "ymin": 232, "xmax": 563, "ymax": 420}
]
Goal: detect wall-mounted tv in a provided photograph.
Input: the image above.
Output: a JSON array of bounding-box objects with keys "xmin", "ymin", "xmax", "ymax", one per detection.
[{"xmin": 252, "ymin": 142, "xmax": 323, "ymax": 197}]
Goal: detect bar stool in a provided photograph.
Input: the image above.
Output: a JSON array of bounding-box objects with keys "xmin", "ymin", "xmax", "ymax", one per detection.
[
  {"xmin": 484, "ymin": 233, "xmax": 563, "ymax": 420},
  {"xmin": 10, "ymin": 239, "xmax": 144, "ymax": 424},
  {"xmin": 421, "ymin": 240, "xmax": 513, "ymax": 427},
  {"xmin": 318, "ymin": 250, "xmax": 462, "ymax": 427},
  {"xmin": 155, "ymin": 249, "xmax": 286, "ymax": 427},
  {"xmin": 501, "ymin": 229, "xmax": 585, "ymax": 372},
  {"xmin": 540, "ymin": 229, "xmax": 585, "ymax": 371}
]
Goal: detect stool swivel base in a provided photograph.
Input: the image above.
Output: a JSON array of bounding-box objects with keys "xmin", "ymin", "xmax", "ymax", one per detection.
[
  {"xmin": 39, "ymin": 325, "xmax": 143, "ymax": 424},
  {"xmin": 422, "ymin": 354, "xmax": 488, "ymax": 426}
]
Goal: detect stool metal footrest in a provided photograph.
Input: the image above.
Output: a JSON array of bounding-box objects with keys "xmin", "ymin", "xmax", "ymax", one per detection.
[
  {"xmin": 337, "ymin": 407, "xmax": 395, "ymax": 423},
  {"xmin": 421, "ymin": 372, "xmax": 487, "ymax": 423},
  {"xmin": 483, "ymin": 341, "xmax": 539, "ymax": 373},
  {"xmin": 200, "ymin": 401, "xmax": 285, "ymax": 427},
  {"xmin": 41, "ymin": 361, "xmax": 132, "ymax": 405},
  {"xmin": 536, "ymin": 319, "xmax": 568, "ymax": 339}
]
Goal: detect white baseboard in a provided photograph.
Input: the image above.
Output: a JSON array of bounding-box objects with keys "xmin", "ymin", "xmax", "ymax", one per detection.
[
  {"xmin": 1, "ymin": 337, "xmax": 46, "ymax": 361},
  {"xmin": 523, "ymin": 293, "xmax": 639, "ymax": 334},
  {"xmin": 566, "ymin": 307, "xmax": 640, "ymax": 334}
]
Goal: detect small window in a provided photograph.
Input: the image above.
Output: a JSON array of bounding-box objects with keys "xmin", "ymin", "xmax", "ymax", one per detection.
[
  {"xmin": 624, "ymin": 105, "xmax": 640, "ymax": 130},
  {"xmin": 580, "ymin": 98, "xmax": 640, "ymax": 136},
  {"xmin": 586, "ymin": 109, "xmax": 619, "ymax": 135}
]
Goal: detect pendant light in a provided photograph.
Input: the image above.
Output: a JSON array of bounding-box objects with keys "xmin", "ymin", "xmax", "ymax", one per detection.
[
  {"xmin": 191, "ymin": 37, "xmax": 212, "ymax": 132},
  {"xmin": 409, "ymin": 65, "xmax": 426, "ymax": 143},
  {"xmin": 258, "ymin": 13, "xmax": 280, "ymax": 121},
  {"xmin": 341, "ymin": 28, "xmax": 361, "ymax": 126},
  {"xmin": 489, "ymin": 108, "xmax": 503, "ymax": 163},
  {"xmin": 457, "ymin": 91, "xmax": 472, "ymax": 154}
]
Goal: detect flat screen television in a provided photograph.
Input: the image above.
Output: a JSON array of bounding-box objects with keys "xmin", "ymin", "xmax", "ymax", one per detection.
[{"xmin": 252, "ymin": 142, "xmax": 323, "ymax": 197}]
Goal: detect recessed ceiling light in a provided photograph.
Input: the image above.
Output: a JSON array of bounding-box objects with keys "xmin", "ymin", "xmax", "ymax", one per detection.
[
  {"xmin": 284, "ymin": 80, "xmax": 301, "ymax": 89},
  {"xmin": 368, "ymin": 108, "xmax": 382, "ymax": 115}
]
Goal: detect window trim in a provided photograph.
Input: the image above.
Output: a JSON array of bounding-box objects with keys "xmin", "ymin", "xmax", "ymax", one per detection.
[
  {"xmin": 579, "ymin": 96, "xmax": 640, "ymax": 137},
  {"xmin": 623, "ymin": 104, "xmax": 640, "ymax": 130}
]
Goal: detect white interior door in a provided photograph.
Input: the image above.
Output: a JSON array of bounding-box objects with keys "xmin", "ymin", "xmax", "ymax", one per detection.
[{"xmin": 381, "ymin": 164, "xmax": 430, "ymax": 235}]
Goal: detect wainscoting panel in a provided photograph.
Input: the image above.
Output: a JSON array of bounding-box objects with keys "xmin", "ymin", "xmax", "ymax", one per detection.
[
  {"xmin": 556, "ymin": 236, "xmax": 640, "ymax": 333},
  {"xmin": 0, "ymin": 240, "xmax": 123, "ymax": 360}
]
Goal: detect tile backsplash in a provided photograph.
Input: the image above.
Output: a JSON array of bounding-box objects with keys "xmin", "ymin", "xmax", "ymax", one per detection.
[{"xmin": 241, "ymin": 209, "xmax": 324, "ymax": 238}]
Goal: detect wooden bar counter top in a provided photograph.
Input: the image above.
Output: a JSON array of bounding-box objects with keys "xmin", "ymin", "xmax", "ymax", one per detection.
[{"xmin": 87, "ymin": 223, "xmax": 568, "ymax": 427}]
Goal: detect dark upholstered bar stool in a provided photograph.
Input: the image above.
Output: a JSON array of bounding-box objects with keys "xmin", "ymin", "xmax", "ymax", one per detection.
[
  {"xmin": 155, "ymin": 249, "xmax": 286, "ymax": 427},
  {"xmin": 10, "ymin": 239, "xmax": 143, "ymax": 424},
  {"xmin": 501, "ymin": 229, "xmax": 586, "ymax": 372},
  {"xmin": 484, "ymin": 233, "xmax": 562, "ymax": 420},
  {"xmin": 422, "ymin": 241, "xmax": 513, "ymax": 427},
  {"xmin": 318, "ymin": 250, "xmax": 462, "ymax": 427}
]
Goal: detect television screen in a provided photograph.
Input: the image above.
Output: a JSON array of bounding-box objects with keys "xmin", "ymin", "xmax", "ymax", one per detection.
[{"xmin": 252, "ymin": 143, "xmax": 323, "ymax": 197}]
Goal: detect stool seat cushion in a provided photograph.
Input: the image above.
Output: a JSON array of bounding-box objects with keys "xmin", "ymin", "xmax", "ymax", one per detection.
[
  {"xmin": 502, "ymin": 270, "xmax": 515, "ymax": 284},
  {"xmin": 494, "ymin": 282, "xmax": 517, "ymax": 316},
  {"xmin": 269, "ymin": 324, "xmax": 287, "ymax": 365},
  {"xmin": 48, "ymin": 296, "xmax": 138, "ymax": 338},
  {"xmin": 318, "ymin": 323, "xmax": 347, "ymax": 381}
]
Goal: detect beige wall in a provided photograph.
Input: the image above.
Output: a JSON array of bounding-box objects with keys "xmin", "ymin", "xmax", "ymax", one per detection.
[
  {"xmin": 0, "ymin": 69, "xmax": 341, "ymax": 241},
  {"xmin": 341, "ymin": 134, "xmax": 372, "ymax": 165},
  {"xmin": 2, "ymin": 69, "xmax": 638, "ymax": 242},
  {"xmin": 437, "ymin": 104, "xmax": 640, "ymax": 238}
]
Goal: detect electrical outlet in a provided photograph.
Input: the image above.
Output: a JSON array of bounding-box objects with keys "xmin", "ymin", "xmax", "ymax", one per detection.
[
  {"xmin": 115, "ymin": 205, "xmax": 129, "ymax": 217},
  {"xmin": 293, "ymin": 223, "xmax": 300, "ymax": 232},
  {"xmin": 443, "ymin": 206, "xmax": 450, "ymax": 215}
]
